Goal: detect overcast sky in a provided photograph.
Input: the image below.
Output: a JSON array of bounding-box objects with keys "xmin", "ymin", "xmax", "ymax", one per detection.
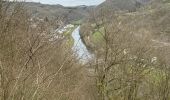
[{"xmin": 23, "ymin": 0, "xmax": 105, "ymax": 6}]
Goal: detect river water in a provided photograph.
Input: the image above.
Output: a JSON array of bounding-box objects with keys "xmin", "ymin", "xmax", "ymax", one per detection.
[{"xmin": 72, "ymin": 26, "xmax": 94, "ymax": 63}]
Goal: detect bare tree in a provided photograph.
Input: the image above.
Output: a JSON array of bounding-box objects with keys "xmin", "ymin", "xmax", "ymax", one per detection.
[{"xmin": 0, "ymin": 1, "xmax": 90, "ymax": 100}]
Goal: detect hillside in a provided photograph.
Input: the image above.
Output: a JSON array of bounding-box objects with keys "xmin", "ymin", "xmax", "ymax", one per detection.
[
  {"xmin": 79, "ymin": 1, "xmax": 170, "ymax": 99},
  {"xmin": 22, "ymin": 2, "xmax": 92, "ymax": 23},
  {"xmin": 81, "ymin": 0, "xmax": 170, "ymax": 51},
  {"xmin": 1, "ymin": 0, "xmax": 170, "ymax": 99},
  {"xmin": 97, "ymin": 0, "xmax": 152, "ymax": 11}
]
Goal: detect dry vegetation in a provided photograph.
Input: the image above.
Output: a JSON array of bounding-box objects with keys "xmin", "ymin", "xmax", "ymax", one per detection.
[
  {"xmin": 1, "ymin": 0, "xmax": 170, "ymax": 100},
  {"xmin": 93, "ymin": 17, "xmax": 170, "ymax": 100},
  {"xmin": 0, "ymin": 1, "xmax": 97, "ymax": 100},
  {"xmin": 81, "ymin": 0, "xmax": 170, "ymax": 100}
]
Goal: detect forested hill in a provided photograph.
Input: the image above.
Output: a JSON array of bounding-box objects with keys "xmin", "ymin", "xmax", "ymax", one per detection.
[
  {"xmin": 80, "ymin": 0, "xmax": 170, "ymax": 52},
  {"xmin": 97, "ymin": 0, "xmax": 152, "ymax": 11},
  {"xmin": 22, "ymin": 2, "xmax": 93, "ymax": 23}
]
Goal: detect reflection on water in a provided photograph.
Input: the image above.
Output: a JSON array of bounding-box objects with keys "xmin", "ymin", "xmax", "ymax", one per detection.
[{"xmin": 72, "ymin": 26, "xmax": 94, "ymax": 63}]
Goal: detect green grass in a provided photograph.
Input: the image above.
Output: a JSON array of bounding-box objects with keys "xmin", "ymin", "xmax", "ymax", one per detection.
[
  {"xmin": 145, "ymin": 68, "xmax": 166, "ymax": 86},
  {"xmin": 66, "ymin": 37, "xmax": 74, "ymax": 47},
  {"xmin": 63, "ymin": 26, "xmax": 77, "ymax": 47},
  {"xmin": 64, "ymin": 27, "xmax": 75, "ymax": 36},
  {"xmin": 92, "ymin": 27, "xmax": 105, "ymax": 44},
  {"xmin": 71, "ymin": 20, "xmax": 82, "ymax": 25},
  {"xmin": 92, "ymin": 31, "xmax": 103, "ymax": 42}
]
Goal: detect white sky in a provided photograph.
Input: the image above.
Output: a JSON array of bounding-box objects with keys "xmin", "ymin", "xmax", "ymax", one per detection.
[{"xmin": 14, "ymin": 0, "xmax": 105, "ymax": 6}]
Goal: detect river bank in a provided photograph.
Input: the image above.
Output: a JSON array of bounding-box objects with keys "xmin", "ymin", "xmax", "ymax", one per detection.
[{"xmin": 72, "ymin": 26, "xmax": 94, "ymax": 63}]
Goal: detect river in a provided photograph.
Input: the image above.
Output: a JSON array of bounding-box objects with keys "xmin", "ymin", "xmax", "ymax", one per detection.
[{"xmin": 72, "ymin": 26, "xmax": 94, "ymax": 63}]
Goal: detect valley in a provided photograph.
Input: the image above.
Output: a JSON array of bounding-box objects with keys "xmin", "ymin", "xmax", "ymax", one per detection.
[{"xmin": 0, "ymin": 0, "xmax": 170, "ymax": 100}]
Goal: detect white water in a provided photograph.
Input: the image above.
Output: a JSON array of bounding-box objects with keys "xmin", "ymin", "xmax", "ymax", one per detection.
[{"xmin": 72, "ymin": 26, "xmax": 94, "ymax": 63}]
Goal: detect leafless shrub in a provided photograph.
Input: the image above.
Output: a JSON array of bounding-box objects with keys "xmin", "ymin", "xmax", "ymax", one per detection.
[
  {"xmin": 85, "ymin": 6, "xmax": 170, "ymax": 100},
  {"xmin": 0, "ymin": 1, "xmax": 91, "ymax": 100}
]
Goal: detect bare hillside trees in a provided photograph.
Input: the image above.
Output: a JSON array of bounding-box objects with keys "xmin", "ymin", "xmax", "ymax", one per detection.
[
  {"xmin": 0, "ymin": 1, "xmax": 90, "ymax": 100},
  {"xmin": 86, "ymin": 6, "xmax": 170, "ymax": 100}
]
